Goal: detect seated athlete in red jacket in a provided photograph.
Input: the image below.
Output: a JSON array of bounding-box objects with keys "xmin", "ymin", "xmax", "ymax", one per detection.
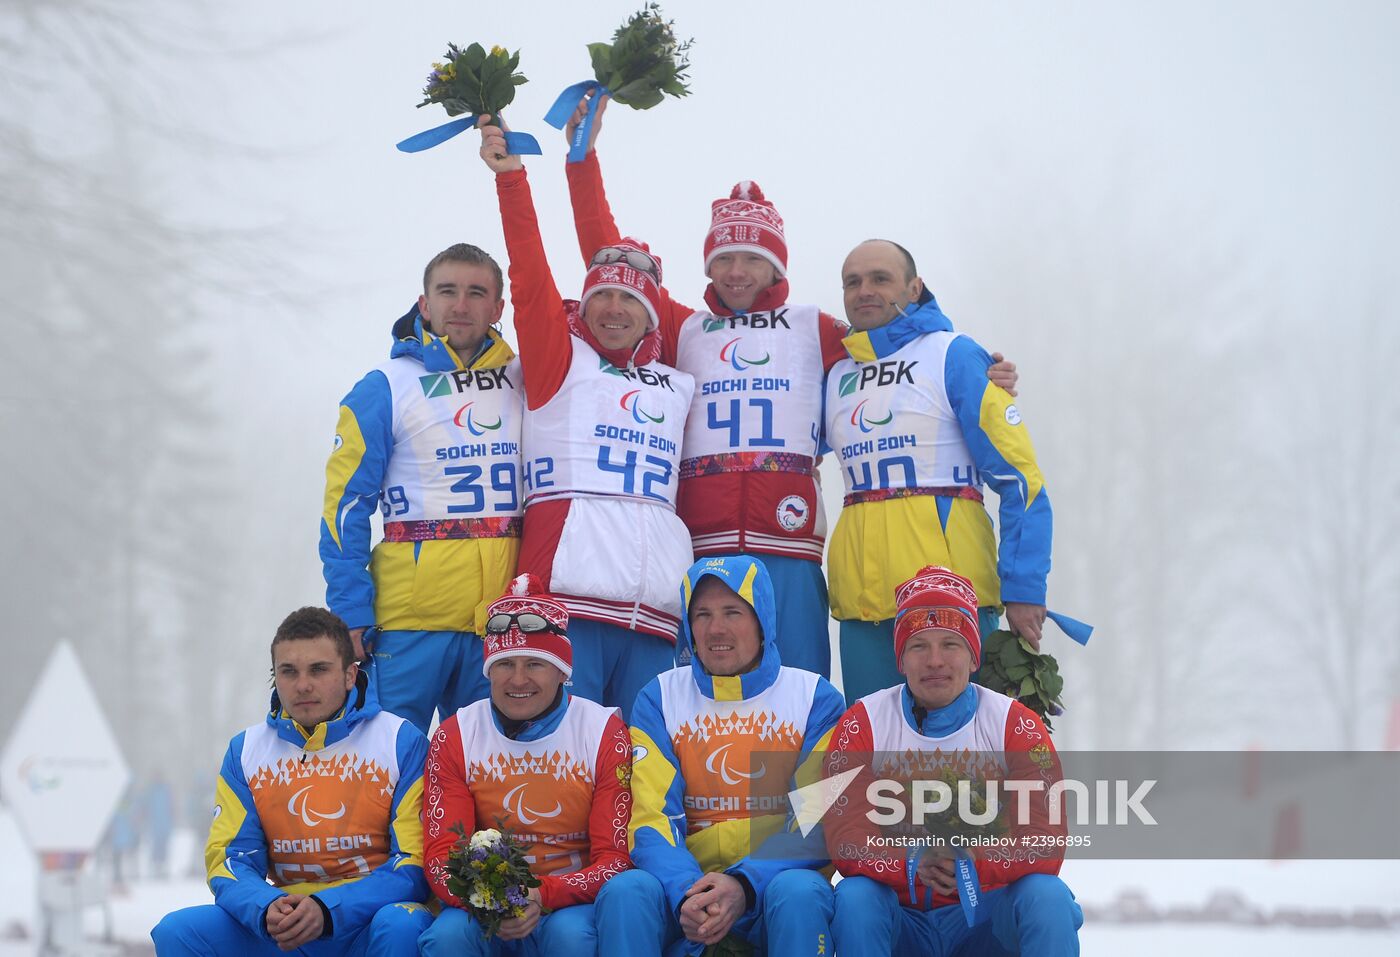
[{"xmin": 419, "ymin": 574, "xmax": 634, "ymax": 956}]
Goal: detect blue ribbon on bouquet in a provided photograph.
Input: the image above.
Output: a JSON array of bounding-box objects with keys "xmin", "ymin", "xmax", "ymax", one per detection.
[
  {"xmin": 1047, "ymin": 610, "xmax": 1093, "ymax": 646},
  {"xmin": 396, "ymin": 115, "xmax": 541, "ymax": 154},
  {"xmin": 952, "ymin": 848, "xmax": 989, "ymax": 927},
  {"xmin": 543, "ymin": 79, "xmax": 610, "ymax": 163}
]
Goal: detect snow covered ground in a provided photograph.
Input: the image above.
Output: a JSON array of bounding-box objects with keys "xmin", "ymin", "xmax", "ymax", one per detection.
[{"xmin": 2, "ymin": 817, "xmax": 1396, "ymax": 955}]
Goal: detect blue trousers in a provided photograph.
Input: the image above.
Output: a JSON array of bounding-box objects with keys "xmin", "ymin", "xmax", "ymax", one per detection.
[
  {"xmin": 566, "ymin": 618, "xmax": 676, "ymax": 723},
  {"xmin": 367, "ymin": 629, "xmax": 490, "ymax": 733},
  {"xmin": 598, "ymin": 867, "xmax": 834, "ymax": 957},
  {"xmin": 838, "ymin": 608, "xmax": 1000, "ymax": 706},
  {"xmin": 151, "ymin": 901, "xmax": 431, "ymax": 957},
  {"xmin": 831, "ymin": 874, "xmax": 1082, "ymax": 957},
  {"xmin": 700, "ymin": 553, "xmax": 831, "ymax": 678},
  {"xmin": 418, "ymin": 901, "xmax": 598, "ymax": 957}
]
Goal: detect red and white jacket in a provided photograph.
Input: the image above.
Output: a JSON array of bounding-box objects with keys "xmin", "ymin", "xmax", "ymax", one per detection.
[
  {"xmin": 822, "ymin": 684, "xmax": 1066, "ymax": 909},
  {"xmin": 567, "ymin": 153, "xmax": 849, "ymax": 563},
  {"xmin": 422, "ymin": 695, "xmax": 632, "ymax": 912},
  {"xmin": 498, "ymin": 167, "xmax": 695, "ymax": 639}
]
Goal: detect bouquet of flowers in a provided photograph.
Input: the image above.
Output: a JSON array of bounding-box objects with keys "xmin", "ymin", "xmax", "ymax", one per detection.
[
  {"xmin": 976, "ymin": 630, "xmax": 1065, "ymax": 730},
  {"xmin": 588, "ymin": 3, "xmax": 693, "ymax": 110},
  {"xmin": 418, "ymin": 43, "xmax": 528, "ymax": 124},
  {"xmin": 441, "ymin": 825, "xmax": 541, "ymax": 937},
  {"xmin": 920, "ymin": 766, "xmax": 1008, "ymax": 848}
]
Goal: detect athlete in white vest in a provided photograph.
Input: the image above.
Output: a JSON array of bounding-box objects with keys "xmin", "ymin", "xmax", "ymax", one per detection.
[
  {"xmin": 420, "ymin": 575, "xmax": 634, "ymax": 956},
  {"xmin": 478, "ymin": 119, "xmax": 695, "ymax": 721},
  {"xmin": 559, "ymin": 94, "xmax": 1018, "ymax": 682},
  {"xmin": 822, "ymin": 567, "xmax": 1082, "ymax": 956},
  {"xmin": 321, "ymin": 244, "xmax": 524, "ymax": 733},
  {"xmin": 827, "ymin": 240, "xmax": 1052, "ymax": 704}
]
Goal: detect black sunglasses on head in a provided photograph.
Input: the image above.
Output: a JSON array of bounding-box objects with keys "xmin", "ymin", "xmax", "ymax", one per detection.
[{"xmin": 485, "ymin": 612, "xmax": 566, "ymax": 637}]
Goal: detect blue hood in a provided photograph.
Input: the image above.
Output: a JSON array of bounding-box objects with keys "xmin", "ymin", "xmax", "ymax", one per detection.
[
  {"xmin": 677, "ymin": 555, "xmax": 781, "ymax": 701},
  {"xmin": 267, "ymin": 667, "xmax": 379, "ymax": 751},
  {"xmin": 841, "ymin": 285, "xmax": 954, "ymax": 363}
]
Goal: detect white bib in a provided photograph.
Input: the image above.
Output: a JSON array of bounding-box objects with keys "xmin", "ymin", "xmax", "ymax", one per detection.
[
  {"xmin": 378, "ymin": 356, "xmax": 525, "ymax": 522},
  {"xmin": 825, "ymin": 333, "xmax": 980, "ymax": 495},
  {"xmin": 675, "ymin": 305, "xmax": 825, "ymax": 466},
  {"xmin": 521, "ymin": 337, "xmax": 694, "ymax": 507}
]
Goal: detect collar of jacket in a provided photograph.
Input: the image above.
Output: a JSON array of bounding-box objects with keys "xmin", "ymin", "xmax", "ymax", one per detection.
[
  {"xmin": 701, "ymin": 277, "xmax": 791, "ymax": 317},
  {"xmin": 677, "ymin": 556, "xmax": 782, "ymax": 702},
  {"xmin": 388, "ymin": 303, "xmax": 516, "ymax": 371},
  {"xmin": 267, "ymin": 669, "xmax": 378, "ymax": 752},
  {"xmin": 489, "ymin": 687, "xmax": 570, "ymax": 741},
  {"xmin": 563, "ymin": 298, "xmax": 663, "ymax": 371},
  {"xmin": 841, "ymin": 287, "xmax": 953, "ymax": 363},
  {"xmin": 900, "ymin": 682, "xmax": 978, "ymax": 737}
]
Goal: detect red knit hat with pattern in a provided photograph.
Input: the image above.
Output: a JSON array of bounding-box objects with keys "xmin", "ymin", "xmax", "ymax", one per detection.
[
  {"xmin": 892, "ymin": 566, "xmax": 982, "ymax": 670},
  {"xmin": 481, "ymin": 574, "xmax": 572, "ymax": 679},
  {"xmin": 579, "ymin": 238, "xmax": 664, "ymax": 332},
  {"xmin": 703, "ymin": 182, "xmax": 788, "ymax": 277}
]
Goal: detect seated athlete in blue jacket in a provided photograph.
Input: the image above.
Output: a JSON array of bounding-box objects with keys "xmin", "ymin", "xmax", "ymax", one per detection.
[{"xmin": 151, "ymin": 607, "xmax": 431, "ymax": 956}]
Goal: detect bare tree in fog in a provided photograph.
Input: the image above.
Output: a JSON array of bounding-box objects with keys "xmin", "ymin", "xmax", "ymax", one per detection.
[
  {"xmin": 950, "ymin": 172, "xmax": 1269, "ymax": 750},
  {"xmin": 1262, "ymin": 301, "xmax": 1400, "ymax": 748},
  {"xmin": 0, "ymin": 0, "xmax": 294, "ymax": 780}
]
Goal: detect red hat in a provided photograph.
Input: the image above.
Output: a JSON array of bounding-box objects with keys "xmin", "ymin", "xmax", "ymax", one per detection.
[
  {"xmin": 703, "ymin": 182, "xmax": 788, "ymax": 277},
  {"xmin": 893, "ymin": 566, "xmax": 982, "ymax": 670},
  {"xmin": 481, "ymin": 574, "xmax": 572, "ymax": 679},
  {"xmin": 580, "ymin": 239, "xmax": 663, "ymax": 331}
]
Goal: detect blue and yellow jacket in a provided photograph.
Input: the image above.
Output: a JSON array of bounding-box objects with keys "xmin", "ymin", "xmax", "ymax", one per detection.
[
  {"xmin": 628, "ymin": 556, "xmax": 846, "ymax": 927},
  {"xmin": 825, "ymin": 288, "xmax": 1052, "ymax": 619},
  {"xmin": 320, "ymin": 308, "xmax": 521, "ymax": 634},
  {"xmin": 204, "ymin": 671, "xmax": 429, "ymax": 940}
]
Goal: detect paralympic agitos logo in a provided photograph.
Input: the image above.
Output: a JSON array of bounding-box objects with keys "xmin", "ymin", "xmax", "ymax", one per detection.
[
  {"xmin": 620, "ymin": 390, "xmax": 665, "ymax": 424},
  {"xmin": 719, "ymin": 337, "xmax": 771, "ymax": 371},
  {"xmin": 503, "ymin": 782, "xmax": 563, "ymax": 825},
  {"xmin": 850, "ymin": 398, "xmax": 893, "ymax": 433},
  {"xmin": 453, "ymin": 401, "xmax": 502, "ymax": 436}
]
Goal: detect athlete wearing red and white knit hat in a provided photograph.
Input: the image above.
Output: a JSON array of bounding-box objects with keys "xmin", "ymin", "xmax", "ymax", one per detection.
[
  {"xmin": 482, "ymin": 573, "xmax": 573, "ymax": 678},
  {"xmin": 892, "ymin": 565, "xmax": 982, "ymax": 670},
  {"xmin": 578, "ymin": 238, "xmax": 665, "ymax": 331},
  {"xmin": 702, "ymin": 181, "xmax": 788, "ymax": 277}
]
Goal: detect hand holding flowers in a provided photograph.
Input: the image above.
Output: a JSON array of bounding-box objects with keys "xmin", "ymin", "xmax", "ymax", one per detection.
[{"xmin": 443, "ymin": 825, "xmax": 542, "ymax": 938}]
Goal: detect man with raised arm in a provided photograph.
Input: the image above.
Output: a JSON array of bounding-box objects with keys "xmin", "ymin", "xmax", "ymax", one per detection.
[
  {"xmin": 152, "ymin": 607, "xmax": 431, "ymax": 956},
  {"xmin": 475, "ymin": 118, "xmax": 694, "ymax": 720},
  {"xmin": 558, "ymin": 94, "xmax": 1017, "ymax": 680}
]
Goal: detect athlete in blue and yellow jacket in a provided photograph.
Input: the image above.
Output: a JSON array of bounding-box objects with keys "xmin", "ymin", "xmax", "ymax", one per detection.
[
  {"xmin": 320, "ymin": 243, "xmax": 525, "ymax": 732},
  {"xmin": 827, "ymin": 240, "xmax": 1054, "ymax": 703},
  {"xmin": 152, "ymin": 607, "xmax": 430, "ymax": 956},
  {"xmin": 599, "ymin": 556, "xmax": 846, "ymax": 956}
]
